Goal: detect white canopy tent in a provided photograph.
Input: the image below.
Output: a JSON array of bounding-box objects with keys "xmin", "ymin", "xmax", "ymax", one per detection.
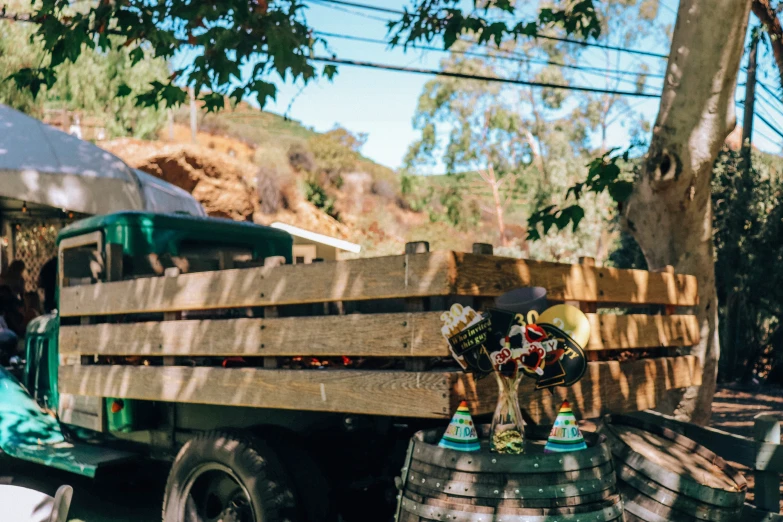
[{"xmin": 0, "ymin": 104, "xmax": 203, "ymax": 216}]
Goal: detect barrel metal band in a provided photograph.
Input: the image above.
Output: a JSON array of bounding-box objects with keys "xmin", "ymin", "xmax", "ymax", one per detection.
[
  {"xmin": 400, "ymin": 497, "xmax": 624, "ymax": 522},
  {"xmin": 407, "ymin": 470, "xmax": 616, "ymax": 499},
  {"xmin": 411, "ymin": 438, "xmax": 612, "ymax": 474}
]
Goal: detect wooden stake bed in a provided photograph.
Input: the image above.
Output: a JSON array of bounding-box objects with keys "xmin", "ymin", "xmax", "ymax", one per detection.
[{"xmin": 57, "ymin": 251, "xmax": 702, "ymax": 423}]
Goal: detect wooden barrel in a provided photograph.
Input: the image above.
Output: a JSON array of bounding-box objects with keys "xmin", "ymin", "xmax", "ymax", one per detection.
[
  {"xmin": 397, "ymin": 426, "xmax": 624, "ymax": 522},
  {"xmin": 600, "ymin": 415, "xmax": 747, "ymax": 522}
]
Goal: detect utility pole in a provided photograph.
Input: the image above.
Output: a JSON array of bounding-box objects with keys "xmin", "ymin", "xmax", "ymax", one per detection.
[
  {"xmin": 742, "ymin": 30, "xmax": 759, "ymax": 160},
  {"xmin": 189, "ymin": 87, "xmax": 198, "ymax": 144}
]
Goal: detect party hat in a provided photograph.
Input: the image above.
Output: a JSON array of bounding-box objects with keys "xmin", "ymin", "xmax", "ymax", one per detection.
[
  {"xmin": 544, "ymin": 401, "xmax": 587, "ymax": 453},
  {"xmin": 439, "ymin": 401, "xmax": 480, "ymax": 452}
]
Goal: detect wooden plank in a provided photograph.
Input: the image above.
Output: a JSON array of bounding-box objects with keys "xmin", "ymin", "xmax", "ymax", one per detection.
[
  {"xmin": 57, "ymin": 367, "xmax": 453, "ymax": 418},
  {"xmin": 59, "ymin": 252, "xmax": 450, "ymax": 317},
  {"xmin": 58, "ymin": 313, "xmax": 445, "ymax": 357},
  {"xmin": 59, "ymin": 357, "xmax": 700, "ymax": 420},
  {"xmin": 454, "ymin": 356, "xmax": 703, "ymax": 423},
  {"xmin": 59, "ymin": 252, "xmax": 699, "ymax": 317},
  {"xmin": 754, "ymin": 414, "xmax": 781, "ymax": 512},
  {"xmin": 59, "ymin": 313, "xmax": 699, "ymax": 358},
  {"xmin": 449, "ymin": 253, "xmax": 698, "ymax": 306},
  {"xmin": 585, "ymin": 314, "xmax": 699, "ymax": 350},
  {"xmin": 743, "ymin": 503, "xmax": 783, "ymax": 521},
  {"xmin": 631, "ymin": 410, "xmax": 760, "ymax": 468}
]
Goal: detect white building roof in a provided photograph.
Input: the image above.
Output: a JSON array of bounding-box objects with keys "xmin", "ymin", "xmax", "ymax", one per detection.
[{"xmin": 270, "ymin": 222, "xmax": 361, "ymax": 253}]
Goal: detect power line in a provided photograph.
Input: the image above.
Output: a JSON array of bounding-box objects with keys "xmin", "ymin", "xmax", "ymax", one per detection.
[
  {"xmin": 314, "ymin": 55, "xmax": 662, "ymax": 97},
  {"xmin": 738, "ymin": 99, "xmax": 783, "ymax": 140},
  {"xmin": 308, "ymin": 0, "xmax": 391, "ymax": 22},
  {"xmin": 315, "ymin": 30, "xmax": 666, "ymax": 82},
  {"xmin": 309, "ymin": 0, "xmax": 669, "ymax": 59},
  {"xmin": 755, "ymin": 112, "xmax": 783, "ymax": 140},
  {"xmin": 756, "ymin": 91, "xmax": 783, "ymax": 121},
  {"xmin": 755, "ymin": 128, "xmax": 782, "ymax": 146},
  {"xmin": 757, "ymin": 79, "xmax": 782, "ymax": 102}
]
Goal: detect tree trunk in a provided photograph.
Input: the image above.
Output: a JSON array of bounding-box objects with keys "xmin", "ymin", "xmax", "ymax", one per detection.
[
  {"xmin": 480, "ymin": 165, "xmax": 510, "ymax": 247},
  {"xmin": 622, "ymin": 0, "xmax": 752, "ymax": 425}
]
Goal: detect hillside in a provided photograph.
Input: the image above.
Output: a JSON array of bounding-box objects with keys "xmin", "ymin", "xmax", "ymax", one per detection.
[{"xmin": 101, "ymin": 104, "xmax": 505, "ymax": 257}]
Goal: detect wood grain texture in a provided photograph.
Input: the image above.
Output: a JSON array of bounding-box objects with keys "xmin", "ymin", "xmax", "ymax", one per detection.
[
  {"xmin": 59, "ymin": 253, "xmax": 450, "ymax": 317},
  {"xmin": 454, "ymin": 356, "xmax": 703, "ymax": 423},
  {"xmin": 449, "ymin": 253, "xmax": 698, "ymax": 306},
  {"xmin": 631, "ymin": 410, "xmax": 783, "ymax": 474},
  {"xmin": 59, "ymin": 252, "xmax": 699, "ymax": 317},
  {"xmin": 57, "ymin": 366, "xmax": 453, "ymax": 418},
  {"xmin": 58, "ymin": 357, "xmax": 700, "ymax": 420},
  {"xmin": 586, "ymin": 314, "xmax": 699, "ymax": 350},
  {"xmin": 58, "ymin": 313, "xmax": 700, "ymax": 357},
  {"xmin": 59, "ymin": 313, "xmax": 446, "ymax": 357}
]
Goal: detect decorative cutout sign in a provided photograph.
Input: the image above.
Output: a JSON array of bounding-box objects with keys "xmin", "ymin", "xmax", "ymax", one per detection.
[{"xmin": 441, "ymin": 303, "xmax": 588, "ymax": 390}]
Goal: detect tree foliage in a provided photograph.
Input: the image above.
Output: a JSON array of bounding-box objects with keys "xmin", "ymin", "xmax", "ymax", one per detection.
[
  {"xmin": 7, "ymin": 0, "xmax": 330, "ymax": 111},
  {"xmin": 389, "ymin": 0, "xmax": 601, "ymax": 50},
  {"xmin": 0, "ymin": 14, "xmax": 168, "ymax": 138},
  {"xmin": 402, "ymin": 1, "xmax": 657, "ymax": 260}
]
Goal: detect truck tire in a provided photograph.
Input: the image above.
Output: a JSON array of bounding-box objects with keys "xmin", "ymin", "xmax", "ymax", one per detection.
[
  {"xmin": 252, "ymin": 427, "xmax": 336, "ymax": 522},
  {"xmin": 162, "ymin": 430, "xmax": 298, "ymax": 522}
]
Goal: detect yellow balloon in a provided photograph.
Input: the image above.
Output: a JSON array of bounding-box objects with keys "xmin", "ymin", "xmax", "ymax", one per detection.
[{"xmin": 537, "ymin": 304, "xmax": 591, "ymax": 348}]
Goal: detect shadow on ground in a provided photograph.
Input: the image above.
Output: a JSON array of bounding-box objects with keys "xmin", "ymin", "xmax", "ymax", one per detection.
[{"xmin": 0, "ymin": 457, "xmax": 166, "ymax": 522}]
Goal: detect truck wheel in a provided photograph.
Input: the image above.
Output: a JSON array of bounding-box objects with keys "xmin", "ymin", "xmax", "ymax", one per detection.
[{"xmin": 162, "ymin": 430, "xmax": 297, "ymax": 522}]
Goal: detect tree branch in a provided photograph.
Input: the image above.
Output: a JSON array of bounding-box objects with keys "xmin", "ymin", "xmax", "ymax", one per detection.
[{"xmin": 753, "ymin": 0, "xmax": 783, "ymax": 90}]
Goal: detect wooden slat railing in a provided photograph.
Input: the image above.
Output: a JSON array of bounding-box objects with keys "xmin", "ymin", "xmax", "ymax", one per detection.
[
  {"xmin": 56, "ymin": 249, "xmax": 703, "ymax": 422},
  {"xmin": 58, "ymin": 356, "xmax": 702, "ymax": 421},
  {"xmin": 58, "ymin": 313, "xmax": 700, "ymax": 357},
  {"xmin": 58, "ymin": 251, "xmax": 699, "ymax": 317}
]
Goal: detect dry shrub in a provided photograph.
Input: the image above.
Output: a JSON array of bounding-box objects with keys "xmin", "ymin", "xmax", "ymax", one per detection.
[
  {"xmin": 254, "ymin": 147, "xmax": 298, "ymax": 213},
  {"xmin": 371, "ymin": 179, "xmax": 398, "ymax": 200},
  {"xmin": 287, "ymin": 140, "xmax": 316, "ymax": 173}
]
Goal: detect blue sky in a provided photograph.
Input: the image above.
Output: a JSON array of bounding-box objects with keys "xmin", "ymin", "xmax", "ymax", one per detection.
[{"xmin": 174, "ymin": 0, "xmax": 783, "ymax": 172}]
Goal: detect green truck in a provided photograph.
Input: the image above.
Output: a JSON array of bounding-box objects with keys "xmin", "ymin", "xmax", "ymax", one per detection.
[
  {"xmin": 0, "ymin": 210, "xmax": 703, "ymax": 522},
  {"xmin": 2, "ymin": 211, "xmax": 425, "ymax": 522}
]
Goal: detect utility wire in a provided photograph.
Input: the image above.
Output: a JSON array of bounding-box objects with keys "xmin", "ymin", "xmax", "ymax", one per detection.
[
  {"xmin": 757, "ymin": 80, "xmax": 783, "ymax": 104},
  {"xmin": 308, "ymin": 0, "xmax": 669, "ymax": 59},
  {"xmin": 755, "ymin": 128, "xmax": 782, "ymax": 146},
  {"xmin": 314, "ymin": 55, "xmax": 662, "ymax": 97},
  {"xmin": 755, "ymin": 112, "xmax": 783, "ymax": 140},
  {"xmin": 738, "ymin": 100, "xmax": 783, "ymax": 140},
  {"xmin": 308, "ymin": 0, "xmax": 392, "ymax": 22},
  {"xmin": 756, "ymin": 91, "xmax": 783, "ymax": 121},
  {"xmin": 315, "ymin": 30, "xmax": 666, "ymax": 81}
]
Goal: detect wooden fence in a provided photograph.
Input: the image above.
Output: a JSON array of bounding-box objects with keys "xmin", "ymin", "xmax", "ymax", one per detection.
[{"xmin": 57, "ymin": 247, "xmax": 702, "ymax": 423}]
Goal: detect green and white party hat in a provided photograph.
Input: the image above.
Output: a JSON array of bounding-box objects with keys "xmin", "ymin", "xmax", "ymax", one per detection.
[
  {"xmin": 439, "ymin": 401, "xmax": 480, "ymax": 452},
  {"xmin": 544, "ymin": 401, "xmax": 587, "ymax": 453}
]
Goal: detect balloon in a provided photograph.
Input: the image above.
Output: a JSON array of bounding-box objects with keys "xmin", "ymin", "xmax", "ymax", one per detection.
[{"xmin": 537, "ymin": 304, "xmax": 590, "ymax": 348}]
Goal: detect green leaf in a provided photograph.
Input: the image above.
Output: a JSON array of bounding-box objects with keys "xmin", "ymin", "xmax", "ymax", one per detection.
[
  {"xmin": 129, "ymin": 47, "xmax": 145, "ymax": 65},
  {"xmin": 252, "ymin": 80, "xmax": 277, "ymax": 109},
  {"xmin": 201, "ymin": 92, "xmax": 225, "ymax": 113},
  {"xmin": 116, "ymin": 83, "xmax": 132, "ymax": 97},
  {"xmin": 322, "ymin": 64, "xmax": 338, "ymax": 80},
  {"xmin": 607, "ymin": 180, "xmax": 634, "ymax": 203}
]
